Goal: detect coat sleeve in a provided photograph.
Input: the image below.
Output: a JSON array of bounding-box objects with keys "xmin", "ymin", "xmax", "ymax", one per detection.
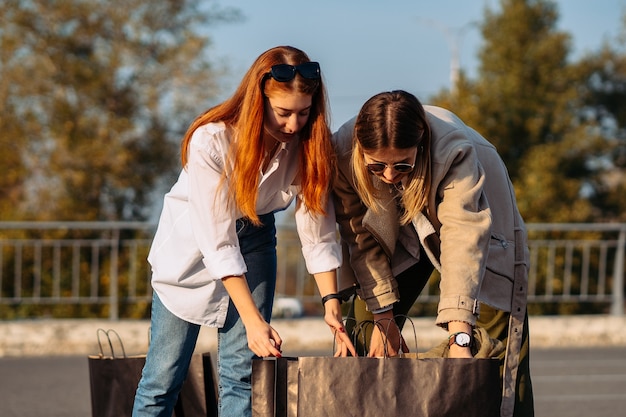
[
  {"xmin": 331, "ymin": 120, "xmax": 399, "ymax": 311},
  {"xmin": 431, "ymin": 131, "xmax": 492, "ymax": 327}
]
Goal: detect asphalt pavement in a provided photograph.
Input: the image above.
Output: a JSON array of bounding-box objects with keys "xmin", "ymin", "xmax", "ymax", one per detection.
[
  {"xmin": 2, "ymin": 315, "xmax": 626, "ymax": 417},
  {"xmin": 1, "ymin": 347, "xmax": 625, "ymax": 417}
]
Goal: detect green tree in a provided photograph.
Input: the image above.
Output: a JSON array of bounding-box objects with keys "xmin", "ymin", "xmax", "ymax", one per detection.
[
  {"xmin": 438, "ymin": 0, "xmax": 574, "ymax": 179},
  {"xmin": 569, "ymin": 43, "xmax": 626, "ymax": 222},
  {"xmin": 0, "ymin": 0, "xmax": 241, "ymax": 221},
  {"xmin": 514, "ymin": 28, "xmax": 626, "ymax": 223},
  {"xmin": 430, "ymin": 0, "xmax": 626, "ymax": 223}
]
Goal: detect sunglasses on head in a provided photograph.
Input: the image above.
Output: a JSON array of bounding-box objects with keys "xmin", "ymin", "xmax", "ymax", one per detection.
[
  {"xmin": 366, "ymin": 162, "xmax": 415, "ymax": 174},
  {"xmin": 265, "ymin": 62, "xmax": 321, "ymax": 82}
]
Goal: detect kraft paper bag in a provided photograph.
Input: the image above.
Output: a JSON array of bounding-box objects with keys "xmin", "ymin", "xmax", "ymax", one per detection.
[
  {"xmin": 296, "ymin": 356, "xmax": 501, "ymax": 417},
  {"xmin": 252, "ymin": 355, "xmax": 500, "ymax": 417}
]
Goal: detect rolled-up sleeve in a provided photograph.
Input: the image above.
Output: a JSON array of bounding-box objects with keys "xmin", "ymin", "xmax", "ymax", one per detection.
[{"xmin": 295, "ymin": 196, "xmax": 341, "ymax": 274}]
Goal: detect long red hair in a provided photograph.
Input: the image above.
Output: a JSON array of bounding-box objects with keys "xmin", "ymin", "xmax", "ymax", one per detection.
[{"xmin": 180, "ymin": 46, "xmax": 334, "ymax": 225}]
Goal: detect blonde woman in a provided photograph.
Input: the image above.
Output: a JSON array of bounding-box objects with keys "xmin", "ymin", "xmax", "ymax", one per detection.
[{"xmin": 333, "ymin": 90, "xmax": 533, "ymax": 417}]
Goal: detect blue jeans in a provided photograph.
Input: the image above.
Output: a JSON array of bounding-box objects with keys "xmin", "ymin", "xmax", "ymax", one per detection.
[{"xmin": 132, "ymin": 213, "xmax": 277, "ymax": 417}]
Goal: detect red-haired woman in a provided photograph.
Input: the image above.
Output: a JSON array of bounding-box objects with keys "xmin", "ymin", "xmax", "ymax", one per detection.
[{"xmin": 133, "ymin": 46, "xmax": 355, "ymax": 417}]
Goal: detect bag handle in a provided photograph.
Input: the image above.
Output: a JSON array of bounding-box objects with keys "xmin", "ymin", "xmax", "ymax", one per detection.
[
  {"xmin": 354, "ymin": 319, "xmax": 379, "ymax": 356},
  {"xmin": 391, "ymin": 314, "xmax": 418, "ymax": 354},
  {"xmin": 330, "ymin": 318, "xmax": 375, "ymax": 356},
  {"xmin": 96, "ymin": 328, "xmax": 127, "ymax": 358},
  {"xmin": 336, "ymin": 319, "xmax": 392, "ymax": 357},
  {"xmin": 370, "ymin": 316, "xmax": 417, "ymax": 357},
  {"xmin": 339, "ymin": 315, "xmax": 418, "ymax": 357}
]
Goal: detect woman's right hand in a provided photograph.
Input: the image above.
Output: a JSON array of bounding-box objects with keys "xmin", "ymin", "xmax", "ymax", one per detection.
[
  {"xmin": 221, "ymin": 275, "xmax": 282, "ymax": 357},
  {"xmin": 244, "ymin": 318, "xmax": 283, "ymax": 358}
]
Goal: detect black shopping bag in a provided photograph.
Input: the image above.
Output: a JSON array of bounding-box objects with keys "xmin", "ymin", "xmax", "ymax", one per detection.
[
  {"xmin": 87, "ymin": 328, "xmax": 217, "ymax": 417},
  {"xmin": 174, "ymin": 351, "xmax": 219, "ymax": 417}
]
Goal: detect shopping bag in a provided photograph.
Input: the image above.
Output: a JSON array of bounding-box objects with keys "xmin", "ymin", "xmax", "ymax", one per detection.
[
  {"xmin": 174, "ymin": 351, "xmax": 219, "ymax": 417},
  {"xmin": 296, "ymin": 356, "xmax": 501, "ymax": 417},
  {"xmin": 252, "ymin": 317, "xmax": 502, "ymax": 417},
  {"xmin": 253, "ymin": 355, "xmax": 500, "ymax": 417},
  {"xmin": 252, "ymin": 357, "xmax": 299, "ymax": 417},
  {"xmin": 88, "ymin": 329, "xmax": 146, "ymax": 417},
  {"xmin": 87, "ymin": 328, "xmax": 217, "ymax": 417}
]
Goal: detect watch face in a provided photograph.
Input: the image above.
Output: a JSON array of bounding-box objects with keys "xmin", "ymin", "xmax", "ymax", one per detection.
[{"xmin": 455, "ymin": 332, "xmax": 471, "ymax": 347}]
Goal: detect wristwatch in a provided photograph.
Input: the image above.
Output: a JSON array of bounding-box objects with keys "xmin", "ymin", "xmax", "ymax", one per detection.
[{"xmin": 448, "ymin": 331, "xmax": 472, "ymax": 348}]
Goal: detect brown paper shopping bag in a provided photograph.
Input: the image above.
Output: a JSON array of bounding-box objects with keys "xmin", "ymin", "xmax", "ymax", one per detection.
[{"xmin": 252, "ymin": 317, "xmax": 502, "ymax": 417}]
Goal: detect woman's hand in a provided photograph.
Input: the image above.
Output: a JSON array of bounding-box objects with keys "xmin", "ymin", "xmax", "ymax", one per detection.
[
  {"xmin": 221, "ymin": 274, "xmax": 282, "ymax": 357},
  {"xmin": 244, "ymin": 318, "xmax": 283, "ymax": 358},
  {"xmin": 313, "ymin": 271, "xmax": 357, "ymax": 357},
  {"xmin": 368, "ymin": 313, "xmax": 408, "ymax": 357},
  {"xmin": 323, "ymin": 299, "xmax": 356, "ymax": 357}
]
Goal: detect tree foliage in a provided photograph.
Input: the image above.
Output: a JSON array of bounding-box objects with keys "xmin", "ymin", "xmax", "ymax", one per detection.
[
  {"xmin": 0, "ymin": 0, "xmax": 241, "ymax": 221},
  {"xmin": 430, "ymin": 0, "xmax": 626, "ymax": 223},
  {"xmin": 570, "ymin": 44, "xmax": 626, "ymax": 222}
]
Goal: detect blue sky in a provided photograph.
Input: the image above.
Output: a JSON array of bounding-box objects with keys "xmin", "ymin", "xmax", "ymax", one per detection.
[{"xmin": 209, "ymin": 0, "xmax": 625, "ymax": 130}]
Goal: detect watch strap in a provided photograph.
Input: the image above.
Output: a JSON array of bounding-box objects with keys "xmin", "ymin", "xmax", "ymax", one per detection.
[{"xmin": 448, "ymin": 331, "xmax": 472, "ymax": 347}]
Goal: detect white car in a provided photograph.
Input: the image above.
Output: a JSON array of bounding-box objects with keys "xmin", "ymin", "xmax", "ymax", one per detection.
[{"xmin": 272, "ymin": 296, "xmax": 303, "ymax": 318}]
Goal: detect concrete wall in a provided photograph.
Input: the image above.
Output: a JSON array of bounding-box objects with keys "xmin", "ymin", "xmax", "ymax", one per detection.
[{"xmin": 2, "ymin": 315, "xmax": 625, "ymax": 357}]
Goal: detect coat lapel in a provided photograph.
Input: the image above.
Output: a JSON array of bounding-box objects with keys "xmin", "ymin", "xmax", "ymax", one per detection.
[{"xmin": 412, "ymin": 211, "xmax": 442, "ymax": 271}]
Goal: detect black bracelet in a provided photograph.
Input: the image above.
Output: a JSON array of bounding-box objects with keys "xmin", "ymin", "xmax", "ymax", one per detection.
[{"xmin": 321, "ymin": 293, "xmax": 342, "ymax": 305}]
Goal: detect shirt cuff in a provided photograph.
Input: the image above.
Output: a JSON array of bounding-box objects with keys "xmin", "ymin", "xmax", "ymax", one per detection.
[
  {"xmin": 201, "ymin": 246, "xmax": 247, "ymax": 280},
  {"xmin": 301, "ymin": 241, "xmax": 341, "ymax": 274}
]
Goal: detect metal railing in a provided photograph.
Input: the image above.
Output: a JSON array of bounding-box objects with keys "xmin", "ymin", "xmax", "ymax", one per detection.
[
  {"xmin": 526, "ymin": 223, "xmax": 624, "ymax": 316},
  {"xmin": 0, "ymin": 221, "xmax": 624, "ymax": 319}
]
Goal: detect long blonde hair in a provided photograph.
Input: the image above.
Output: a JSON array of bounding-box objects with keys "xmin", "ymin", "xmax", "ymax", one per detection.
[
  {"xmin": 180, "ymin": 46, "xmax": 334, "ymax": 225},
  {"xmin": 351, "ymin": 90, "xmax": 431, "ymax": 225}
]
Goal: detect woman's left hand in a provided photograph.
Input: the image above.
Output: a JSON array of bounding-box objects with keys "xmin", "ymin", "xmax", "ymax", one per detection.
[{"xmin": 323, "ymin": 299, "xmax": 356, "ymax": 357}]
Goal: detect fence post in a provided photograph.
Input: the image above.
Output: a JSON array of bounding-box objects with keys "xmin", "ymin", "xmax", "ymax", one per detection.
[
  {"xmin": 109, "ymin": 229, "xmax": 120, "ymax": 320},
  {"xmin": 611, "ymin": 226, "xmax": 625, "ymax": 316}
]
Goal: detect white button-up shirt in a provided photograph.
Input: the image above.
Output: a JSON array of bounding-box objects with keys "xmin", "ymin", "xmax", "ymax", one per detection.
[{"xmin": 148, "ymin": 122, "xmax": 341, "ymax": 327}]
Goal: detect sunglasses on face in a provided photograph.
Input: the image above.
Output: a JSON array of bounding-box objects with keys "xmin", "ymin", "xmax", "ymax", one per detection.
[
  {"xmin": 266, "ymin": 62, "xmax": 321, "ymax": 82},
  {"xmin": 366, "ymin": 162, "xmax": 415, "ymax": 174}
]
